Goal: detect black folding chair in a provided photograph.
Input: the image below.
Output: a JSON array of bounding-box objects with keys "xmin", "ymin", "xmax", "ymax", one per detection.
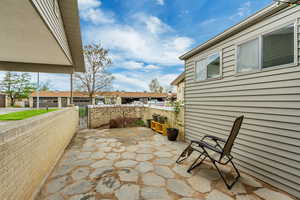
[{"xmin": 176, "ymin": 115, "xmax": 244, "ymax": 189}]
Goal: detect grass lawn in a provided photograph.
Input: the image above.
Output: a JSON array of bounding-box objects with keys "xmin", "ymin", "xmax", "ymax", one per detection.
[{"xmin": 0, "ymin": 109, "xmax": 58, "ymax": 121}]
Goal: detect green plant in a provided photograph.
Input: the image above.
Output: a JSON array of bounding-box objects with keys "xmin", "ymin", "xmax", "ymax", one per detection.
[
  {"xmin": 171, "ymin": 101, "xmax": 183, "ymax": 127},
  {"xmin": 79, "ymin": 107, "xmax": 87, "ymax": 117},
  {"xmin": 134, "ymin": 119, "xmax": 145, "ymax": 127},
  {"xmin": 0, "ymin": 109, "xmax": 57, "ymax": 121}
]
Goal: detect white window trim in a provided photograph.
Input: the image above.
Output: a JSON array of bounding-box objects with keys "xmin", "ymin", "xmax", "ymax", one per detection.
[
  {"xmin": 194, "ymin": 51, "xmax": 222, "ymax": 82},
  {"xmin": 235, "ymin": 20, "xmax": 298, "ymax": 75}
]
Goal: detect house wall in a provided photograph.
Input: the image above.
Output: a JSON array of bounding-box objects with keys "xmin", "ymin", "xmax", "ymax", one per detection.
[
  {"xmin": 177, "ymin": 82, "xmax": 185, "ymax": 102},
  {"xmin": 0, "ymin": 108, "xmax": 79, "ymax": 200},
  {"xmin": 184, "ymin": 6, "xmax": 300, "ymax": 198}
]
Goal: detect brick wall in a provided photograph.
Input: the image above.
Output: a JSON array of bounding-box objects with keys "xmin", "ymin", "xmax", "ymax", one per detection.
[{"xmin": 0, "ymin": 108, "xmax": 79, "ymax": 200}]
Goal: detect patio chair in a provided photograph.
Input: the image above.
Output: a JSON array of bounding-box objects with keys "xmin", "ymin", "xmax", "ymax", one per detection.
[{"xmin": 176, "ymin": 115, "xmax": 244, "ymax": 189}]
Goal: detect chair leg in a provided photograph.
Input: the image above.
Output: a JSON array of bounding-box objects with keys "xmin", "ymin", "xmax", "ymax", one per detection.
[
  {"xmin": 176, "ymin": 143, "xmax": 193, "ymax": 164},
  {"xmin": 212, "ymin": 159, "xmax": 240, "ymax": 189},
  {"xmin": 187, "ymin": 153, "xmax": 206, "ymax": 173}
]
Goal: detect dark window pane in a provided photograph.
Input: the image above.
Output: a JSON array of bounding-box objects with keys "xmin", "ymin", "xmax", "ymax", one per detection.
[{"xmin": 262, "ymin": 24, "xmax": 294, "ymax": 68}]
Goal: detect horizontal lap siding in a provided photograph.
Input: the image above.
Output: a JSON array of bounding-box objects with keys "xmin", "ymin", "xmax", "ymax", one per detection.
[
  {"xmin": 31, "ymin": 0, "xmax": 72, "ymax": 62},
  {"xmin": 184, "ymin": 6, "xmax": 300, "ymax": 198}
]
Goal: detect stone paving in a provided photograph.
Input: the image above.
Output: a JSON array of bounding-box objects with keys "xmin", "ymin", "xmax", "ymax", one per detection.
[{"xmin": 36, "ymin": 127, "xmax": 297, "ymax": 200}]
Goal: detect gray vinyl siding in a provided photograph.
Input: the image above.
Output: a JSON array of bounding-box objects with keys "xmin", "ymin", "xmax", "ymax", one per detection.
[
  {"xmin": 184, "ymin": 5, "xmax": 300, "ymax": 198},
  {"xmin": 31, "ymin": 0, "xmax": 72, "ymax": 63}
]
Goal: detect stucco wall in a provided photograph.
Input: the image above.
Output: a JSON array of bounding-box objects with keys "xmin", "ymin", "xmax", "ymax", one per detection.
[{"xmin": 0, "ymin": 108, "xmax": 79, "ymax": 200}]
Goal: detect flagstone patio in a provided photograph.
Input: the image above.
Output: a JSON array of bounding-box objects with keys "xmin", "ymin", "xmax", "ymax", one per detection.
[{"xmin": 35, "ymin": 127, "xmax": 296, "ymax": 200}]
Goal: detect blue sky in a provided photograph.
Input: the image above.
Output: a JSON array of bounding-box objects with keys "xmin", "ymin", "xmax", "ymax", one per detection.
[{"xmin": 0, "ymin": 0, "xmax": 272, "ymax": 91}]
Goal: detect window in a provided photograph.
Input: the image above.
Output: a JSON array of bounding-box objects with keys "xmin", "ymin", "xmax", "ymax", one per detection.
[
  {"xmin": 262, "ymin": 24, "xmax": 294, "ymax": 68},
  {"xmin": 237, "ymin": 38, "xmax": 260, "ymax": 73},
  {"xmin": 195, "ymin": 59, "xmax": 206, "ymax": 81},
  {"xmin": 195, "ymin": 52, "xmax": 221, "ymax": 81},
  {"xmin": 236, "ymin": 23, "xmax": 296, "ymax": 74},
  {"xmin": 207, "ymin": 53, "xmax": 220, "ymax": 78}
]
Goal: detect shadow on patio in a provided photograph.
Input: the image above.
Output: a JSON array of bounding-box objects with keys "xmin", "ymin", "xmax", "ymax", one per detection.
[{"xmin": 36, "ymin": 127, "xmax": 296, "ymax": 200}]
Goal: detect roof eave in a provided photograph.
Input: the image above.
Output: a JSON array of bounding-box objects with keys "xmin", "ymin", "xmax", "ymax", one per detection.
[
  {"xmin": 171, "ymin": 72, "xmax": 185, "ymax": 86},
  {"xmin": 58, "ymin": 0, "xmax": 85, "ymax": 73},
  {"xmin": 179, "ymin": 3, "xmax": 288, "ymax": 61}
]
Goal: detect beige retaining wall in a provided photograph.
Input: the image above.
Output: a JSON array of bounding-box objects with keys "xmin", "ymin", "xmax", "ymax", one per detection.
[
  {"xmin": 0, "ymin": 108, "xmax": 79, "ymax": 200},
  {"xmin": 89, "ymin": 105, "xmax": 148, "ymax": 128},
  {"xmin": 89, "ymin": 105, "xmax": 185, "ymax": 141}
]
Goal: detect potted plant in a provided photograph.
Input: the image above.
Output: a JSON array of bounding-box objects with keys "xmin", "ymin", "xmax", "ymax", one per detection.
[
  {"xmin": 167, "ymin": 101, "xmax": 183, "ymax": 141},
  {"xmin": 158, "ymin": 116, "xmax": 167, "ymax": 124}
]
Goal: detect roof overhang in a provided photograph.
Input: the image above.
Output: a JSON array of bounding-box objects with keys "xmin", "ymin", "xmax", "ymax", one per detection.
[
  {"xmin": 0, "ymin": 0, "xmax": 85, "ymax": 73},
  {"xmin": 179, "ymin": 3, "xmax": 289, "ymax": 60},
  {"xmin": 171, "ymin": 72, "xmax": 185, "ymax": 86}
]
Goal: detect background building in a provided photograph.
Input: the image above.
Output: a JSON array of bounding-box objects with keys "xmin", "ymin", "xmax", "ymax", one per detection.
[
  {"xmin": 171, "ymin": 72, "xmax": 185, "ymax": 102},
  {"xmin": 29, "ymin": 91, "xmax": 172, "ymax": 107}
]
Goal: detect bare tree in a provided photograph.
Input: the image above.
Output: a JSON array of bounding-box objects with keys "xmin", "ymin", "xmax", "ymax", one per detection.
[
  {"xmin": 75, "ymin": 44, "xmax": 114, "ymax": 103},
  {"xmin": 149, "ymin": 78, "xmax": 163, "ymax": 93}
]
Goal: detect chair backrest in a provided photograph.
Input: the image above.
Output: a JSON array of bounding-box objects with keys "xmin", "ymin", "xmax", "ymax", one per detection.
[{"xmin": 221, "ymin": 115, "xmax": 244, "ymax": 159}]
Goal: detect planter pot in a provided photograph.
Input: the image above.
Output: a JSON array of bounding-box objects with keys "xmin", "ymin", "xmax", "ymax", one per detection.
[
  {"xmin": 147, "ymin": 119, "xmax": 152, "ymax": 128},
  {"xmin": 167, "ymin": 128, "xmax": 179, "ymax": 141},
  {"xmin": 152, "ymin": 114, "xmax": 159, "ymax": 122}
]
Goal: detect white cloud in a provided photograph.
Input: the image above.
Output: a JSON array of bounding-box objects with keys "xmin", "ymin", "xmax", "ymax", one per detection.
[
  {"xmin": 200, "ymin": 18, "xmax": 217, "ymax": 26},
  {"xmin": 133, "ymin": 13, "xmax": 172, "ymax": 34},
  {"xmin": 144, "ymin": 65, "xmax": 160, "ymax": 70},
  {"xmin": 237, "ymin": 1, "xmax": 252, "ymax": 17},
  {"xmin": 120, "ymin": 61, "xmax": 144, "ymax": 70},
  {"xmin": 113, "ymin": 73, "xmax": 149, "ymax": 91},
  {"xmin": 113, "ymin": 61, "xmax": 161, "ymax": 71},
  {"xmin": 80, "ymin": 3, "xmax": 193, "ymax": 91},
  {"xmin": 78, "ymin": 0, "xmax": 101, "ymax": 11},
  {"xmin": 85, "ymin": 23, "xmax": 193, "ymax": 66},
  {"xmin": 81, "ymin": 9, "xmax": 115, "ymax": 24},
  {"xmin": 156, "ymin": 0, "xmax": 164, "ymax": 5},
  {"xmin": 113, "ymin": 71, "xmax": 178, "ymax": 92},
  {"xmin": 78, "ymin": 0, "xmax": 114, "ymax": 24},
  {"xmin": 229, "ymin": 1, "xmax": 252, "ymax": 20}
]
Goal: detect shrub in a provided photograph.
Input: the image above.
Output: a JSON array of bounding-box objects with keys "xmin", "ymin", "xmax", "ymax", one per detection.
[{"xmin": 134, "ymin": 119, "xmax": 145, "ymax": 127}]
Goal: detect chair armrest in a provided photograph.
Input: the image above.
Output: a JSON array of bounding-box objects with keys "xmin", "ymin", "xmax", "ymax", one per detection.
[
  {"xmin": 191, "ymin": 140, "xmax": 222, "ymax": 153},
  {"xmin": 202, "ymin": 135, "xmax": 226, "ymax": 143}
]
